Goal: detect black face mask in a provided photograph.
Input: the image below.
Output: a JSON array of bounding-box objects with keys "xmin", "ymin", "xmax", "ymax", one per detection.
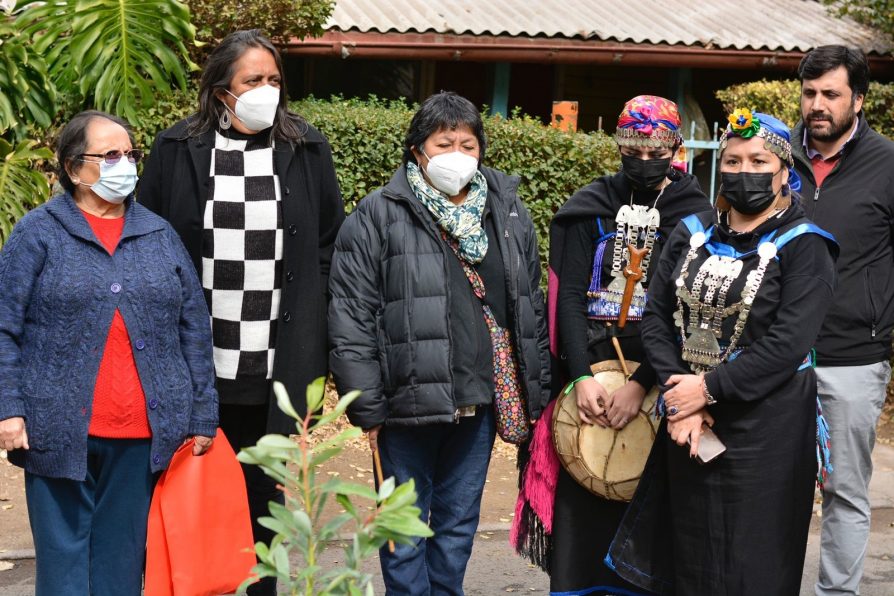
[
  {"xmin": 720, "ymin": 171, "xmax": 782, "ymax": 215},
  {"xmin": 621, "ymin": 155, "xmax": 671, "ymax": 191}
]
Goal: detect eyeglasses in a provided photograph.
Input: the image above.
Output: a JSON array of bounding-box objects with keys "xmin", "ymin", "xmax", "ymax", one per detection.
[{"xmin": 79, "ymin": 149, "xmax": 144, "ymax": 165}]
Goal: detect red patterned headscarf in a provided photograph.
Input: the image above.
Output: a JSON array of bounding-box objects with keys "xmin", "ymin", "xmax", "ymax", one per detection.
[{"xmin": 614, "ymin": 95, "xmax": 682, "ymax": 148}]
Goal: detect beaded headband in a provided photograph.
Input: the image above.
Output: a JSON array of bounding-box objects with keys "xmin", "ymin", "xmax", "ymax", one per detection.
[{"xmin": 720, "ymin": 108, "xmax": 794, "ymax": 167}]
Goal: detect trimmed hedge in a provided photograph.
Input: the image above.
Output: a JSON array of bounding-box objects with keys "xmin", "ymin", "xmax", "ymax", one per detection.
[
  {"xmin": 716, "ymin": 79, "xmax": 894, "ymax": 137},
  {"xmin": 91, "ymin": 93, "xmax": 618, "ymax": 280},
  {"xmin": 293, "ymin": 97, "xmax": 619, "ymax": 274}
]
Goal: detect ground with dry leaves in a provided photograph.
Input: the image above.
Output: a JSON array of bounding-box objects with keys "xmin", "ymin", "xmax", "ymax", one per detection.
[
  {"xmin": 2, "ymin": 392, "xmax": 893, "ymax": 557},
  {"xmin": 0, "ymin": 389, "xmax": 523, "ymax": 555}
]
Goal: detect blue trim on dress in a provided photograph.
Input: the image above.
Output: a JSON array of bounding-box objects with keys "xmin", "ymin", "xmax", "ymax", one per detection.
[{"xmin": 681, "ymin": 215, "xmax": 837, "ymax": 261}]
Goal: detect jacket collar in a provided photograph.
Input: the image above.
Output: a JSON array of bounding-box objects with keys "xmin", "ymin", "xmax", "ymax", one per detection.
[{"xmin": 45, "ymin": 192, "xmax": 166, "ymax": 247}]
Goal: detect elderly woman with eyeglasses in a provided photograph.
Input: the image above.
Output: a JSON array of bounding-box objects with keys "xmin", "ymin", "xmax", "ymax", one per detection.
[{"xmin": 0, "ymin": 110, "xmax": 218, "ymax": 596}]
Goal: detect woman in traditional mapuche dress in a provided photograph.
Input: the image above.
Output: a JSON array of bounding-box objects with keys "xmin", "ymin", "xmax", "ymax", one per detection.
[
  {"xmin": 512, "ymin": 95, "xmax": 709, "ymax": 595},
  {"xmin": 607, "ymin": 110, "xmax": 838, "ymax": 595}
]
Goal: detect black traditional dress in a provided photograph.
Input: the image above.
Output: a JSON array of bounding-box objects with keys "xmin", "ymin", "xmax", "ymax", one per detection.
[
  {"xmin": 545, "ymin": 170, "xmax": 709, "ymax": 595},
  {"xmin": 608, "ymin": 202, "xmax": 837, "ymax": 595}
]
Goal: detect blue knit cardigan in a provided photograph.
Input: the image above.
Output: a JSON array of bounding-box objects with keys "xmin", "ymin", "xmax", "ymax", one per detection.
[{"xmin": 0, "ymin": 192, "xmax": 218, "ymax": 480}]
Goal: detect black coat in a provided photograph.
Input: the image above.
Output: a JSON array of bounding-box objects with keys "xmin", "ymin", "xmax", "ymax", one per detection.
[
  {"xmin": 138, "ymin": 118, "xmax": 345, "ymax": 434},
  {"xmin": 793, "ymin": 115, "xmax": 894, "ymax": 366},
  {"xmin": 328, "ymin": 165, "xmax": 551, "ymax": 429},
  {"xmin": 611, "ymin": 204, "xmax": 838, "ymax": 595}
]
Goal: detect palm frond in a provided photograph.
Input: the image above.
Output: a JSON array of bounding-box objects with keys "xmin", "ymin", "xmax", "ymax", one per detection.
[
  {"xmin": 0, "ymin": 139, "xmax": 54, "ymax": 244},
  {"xmin": 15, "ymin": 0, "xmax": 196, "ymax": 126}
]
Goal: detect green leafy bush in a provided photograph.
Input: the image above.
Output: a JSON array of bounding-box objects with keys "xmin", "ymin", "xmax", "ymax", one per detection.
[
  {"xmin": 5, "ymin": 92, "xmax": 622, "ymax": 270},
  {"xmin": 294, "ymin": 96, "xmax": 412, "ymax": 208},
  {"xmin": 16, "ymin": 0, "xmax": 198, "ymax": 127},
  {"xmin": 187, "ymin": 0, "xmax": 334, "ymax": 48},
  {"xmin": 129, "ymin": 87, "xmax": 197, "ymax": 151},
  {"xmin": 293, "ymin": 97, "xmax": 620, "ymax": 275},
  {"xmin": 716, "ymin": 79, "xmax": 894, "ymax": 137},
  {"xmin": 485, "ymin": 109, "xmax": 620, "ymax": 268},
  {"xmin": 237, "ymin": 379, "xmax": 432, "ymax": 595}
]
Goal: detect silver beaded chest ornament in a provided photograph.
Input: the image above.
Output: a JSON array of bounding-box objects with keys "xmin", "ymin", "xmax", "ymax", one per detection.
[
  {"xmin": 587, "ymin": 200, "xmax": 661, "ymax": 320},
  {"xmin": 674, "ymin": 230, "xmax": 778, "ymax": 374}
]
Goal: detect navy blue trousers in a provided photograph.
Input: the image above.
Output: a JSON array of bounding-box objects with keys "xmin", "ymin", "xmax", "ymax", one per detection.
[
  {"xmin": 25, "ymin": 437, "xmax": 155, "ymax": 596},
  {"xmin": 377, "ymin": 406, "xmax": 496, "ymax": 596}
]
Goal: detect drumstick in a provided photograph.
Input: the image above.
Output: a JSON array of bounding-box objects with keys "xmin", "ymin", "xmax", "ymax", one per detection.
[
  {"xmin": 611, "ymin": 334, "xmax": 631, "ymax": 379},
  {"xmin": 372, "ymin": 448, "xmax": 396, "ymax": 554}
]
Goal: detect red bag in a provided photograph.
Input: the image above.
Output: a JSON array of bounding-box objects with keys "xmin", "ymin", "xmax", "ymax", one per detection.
[{"xmin": 145, "ymin": 428, "xmax": 257, "ymax": 596}]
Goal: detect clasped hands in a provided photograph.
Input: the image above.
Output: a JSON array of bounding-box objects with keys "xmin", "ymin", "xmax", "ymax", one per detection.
[
  {"xmin": 575, "ymin": 377, "xmax": 646, "ymax": 429},
  {"xmin": 663, "ymin": 373, "xmax": 715, "ymax": 457}
]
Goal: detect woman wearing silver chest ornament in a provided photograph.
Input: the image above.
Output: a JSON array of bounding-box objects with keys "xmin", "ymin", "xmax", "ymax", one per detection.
[
  {"xmin": 513, "ymin": 95, "xmax": 710, "ymax": 596},
  {"xmin": 607, "ymin": 109, "xmax": 838, "ymax": 595}
]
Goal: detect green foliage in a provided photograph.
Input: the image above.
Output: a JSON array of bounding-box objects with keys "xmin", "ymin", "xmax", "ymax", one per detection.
[
  {"xmin": 293, "ymin": 97, "xmax": 619, "ymax": 278},
  {"xmin": 187, "ymin": 0, "xmax": 334, "ymax": 50},
  {"xmin": 486, "ymin": 108, "xmax": 620, "ymax": 270},
  {"xmin": 237, "ymin": 380, "xmax": 432, "ymax": 595},
  {"xmin": 862, "ymin": 83, "xmax": 894, "ymax": 138},
  {"xmin": 716, "ymin": 78, "xmax": 894, "ymax": 138},
  {"xmin": 824, "ymin": 0, "xmax": 894, "ymax": 38},
  {"xmin": 0, "ymin": 11, "xmax": 56, "ymax": 244},
  {"xmin": 0, "ymin": 12, "xmax": 56, "ymax": 141},
  {"xmin": 0, "ymin": 139, "xmax": 53, "ymax": 243},
  {"xmin": 715, "ymin": 79, "xmax": 802, "ymax": 129},
  {"xmin": 294, "ymin": 96, "xmax": 412, "ymax": 207},
  {"xmin": 128, "ymin": 87, "xmax": 196, "ymax": 152},
  {"xmin": 15, "ymin": 0, "xmax": 197, "ymax": 126}
]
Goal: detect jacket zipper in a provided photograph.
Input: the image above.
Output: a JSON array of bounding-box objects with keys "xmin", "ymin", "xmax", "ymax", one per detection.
[
  {"xmin": 803, "ymin": 138, "xmax": 852, "ymax": 219},
  {"xmin": 382, "ymin": 188, "xmax": 460, "ymax": 420},
  {"xmin": 502, "ymin": 203, "xmax": 529, "ymax": 415},
  {"xmin": 865, "ymin": 269, "xmax": 878, "ymax": 338}
]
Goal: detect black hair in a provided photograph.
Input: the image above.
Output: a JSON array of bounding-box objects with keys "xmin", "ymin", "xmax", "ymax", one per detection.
[
  {"xmin": 188, "ymin": 29, "xmax": 306, "ymax": 142},
  {"xmin": 56, "ymin": 110, "xmax": 134, "ymax": 195},
  {"xmin": 798, "ymin": 45, "xmax": 870, "ymax": 99},
  {"xmin": 403, "ymin": 92, "xmax": 487, "ymax": 165}
]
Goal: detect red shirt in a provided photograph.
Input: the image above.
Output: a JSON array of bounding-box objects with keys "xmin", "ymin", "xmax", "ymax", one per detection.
[
  {"xmin": 82, "ymin": 211, "xmax": 151, "ymax": 438},
  {"xmin": 811, "ymin": 154, "xmax": 841, "ymax": 189}
]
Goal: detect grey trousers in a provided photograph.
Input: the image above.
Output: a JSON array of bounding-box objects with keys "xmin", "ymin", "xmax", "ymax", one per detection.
[{"xmin": 815, "ymin": 361, "xmax": 890, "ymax": 596}]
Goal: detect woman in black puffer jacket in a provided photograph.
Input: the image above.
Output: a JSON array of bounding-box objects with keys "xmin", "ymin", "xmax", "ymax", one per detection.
[{"xmin": 328, "ymin": 91, "xmax": 550, "ymax": 595}]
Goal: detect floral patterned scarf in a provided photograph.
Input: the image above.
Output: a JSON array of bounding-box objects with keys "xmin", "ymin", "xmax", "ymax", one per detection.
[{"xmin": 406, "ymin": 161, "xmax": 489, "ymax": 263}]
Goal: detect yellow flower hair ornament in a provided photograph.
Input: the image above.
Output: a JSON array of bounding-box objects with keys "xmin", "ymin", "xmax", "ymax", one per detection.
[{"xmin": 727, "ymin": 108, "xmax": 761, "ymax": 139}]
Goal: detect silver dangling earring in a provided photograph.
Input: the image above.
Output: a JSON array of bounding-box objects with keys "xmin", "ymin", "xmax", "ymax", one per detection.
[{"xmin": 219, "ymin": 109, "xmax": 231, "ymax": 130}]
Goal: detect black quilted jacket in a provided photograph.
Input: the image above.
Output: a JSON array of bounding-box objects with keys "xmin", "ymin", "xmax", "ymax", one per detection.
[{"xmin": 328, "ymin": 165, "xmax": 551, "ymax": 428}]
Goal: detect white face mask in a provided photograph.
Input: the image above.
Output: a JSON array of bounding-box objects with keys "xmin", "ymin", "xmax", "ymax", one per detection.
[
  {"xmin": 82, "ymin": 159, "xmax": 138, "ymax": 204},
  {"xmin": 226, "ymin": 84, "xmax": 280, "ymax": 132},
  {"xmin": 421, "ymin": 150, "xmax": 479, "ymax": 197}
]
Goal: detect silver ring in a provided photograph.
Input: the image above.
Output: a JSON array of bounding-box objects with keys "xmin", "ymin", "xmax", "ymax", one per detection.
[{"xmin": 668, "ymin": 406, "xmax": 679, "ymax": 416}]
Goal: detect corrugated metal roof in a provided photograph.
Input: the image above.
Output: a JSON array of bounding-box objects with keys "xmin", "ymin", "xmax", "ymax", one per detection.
[{"xmin": 327, "ymin": 0, "xmax": 891, "ymax": 54}]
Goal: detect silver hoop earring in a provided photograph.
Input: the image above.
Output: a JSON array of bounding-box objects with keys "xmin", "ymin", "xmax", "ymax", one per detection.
[{"xmin": 219, "ymin": 109, "xmax": 231, "ymax": 130}]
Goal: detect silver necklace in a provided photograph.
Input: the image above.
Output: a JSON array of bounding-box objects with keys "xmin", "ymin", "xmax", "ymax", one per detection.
[
  {"xmin": 674, "ymin": 232, "xmax": 777, "ymax": 373},
  {"xmin": 600, "ymin": 185, "xmax": 667, "ymax": 310}
]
